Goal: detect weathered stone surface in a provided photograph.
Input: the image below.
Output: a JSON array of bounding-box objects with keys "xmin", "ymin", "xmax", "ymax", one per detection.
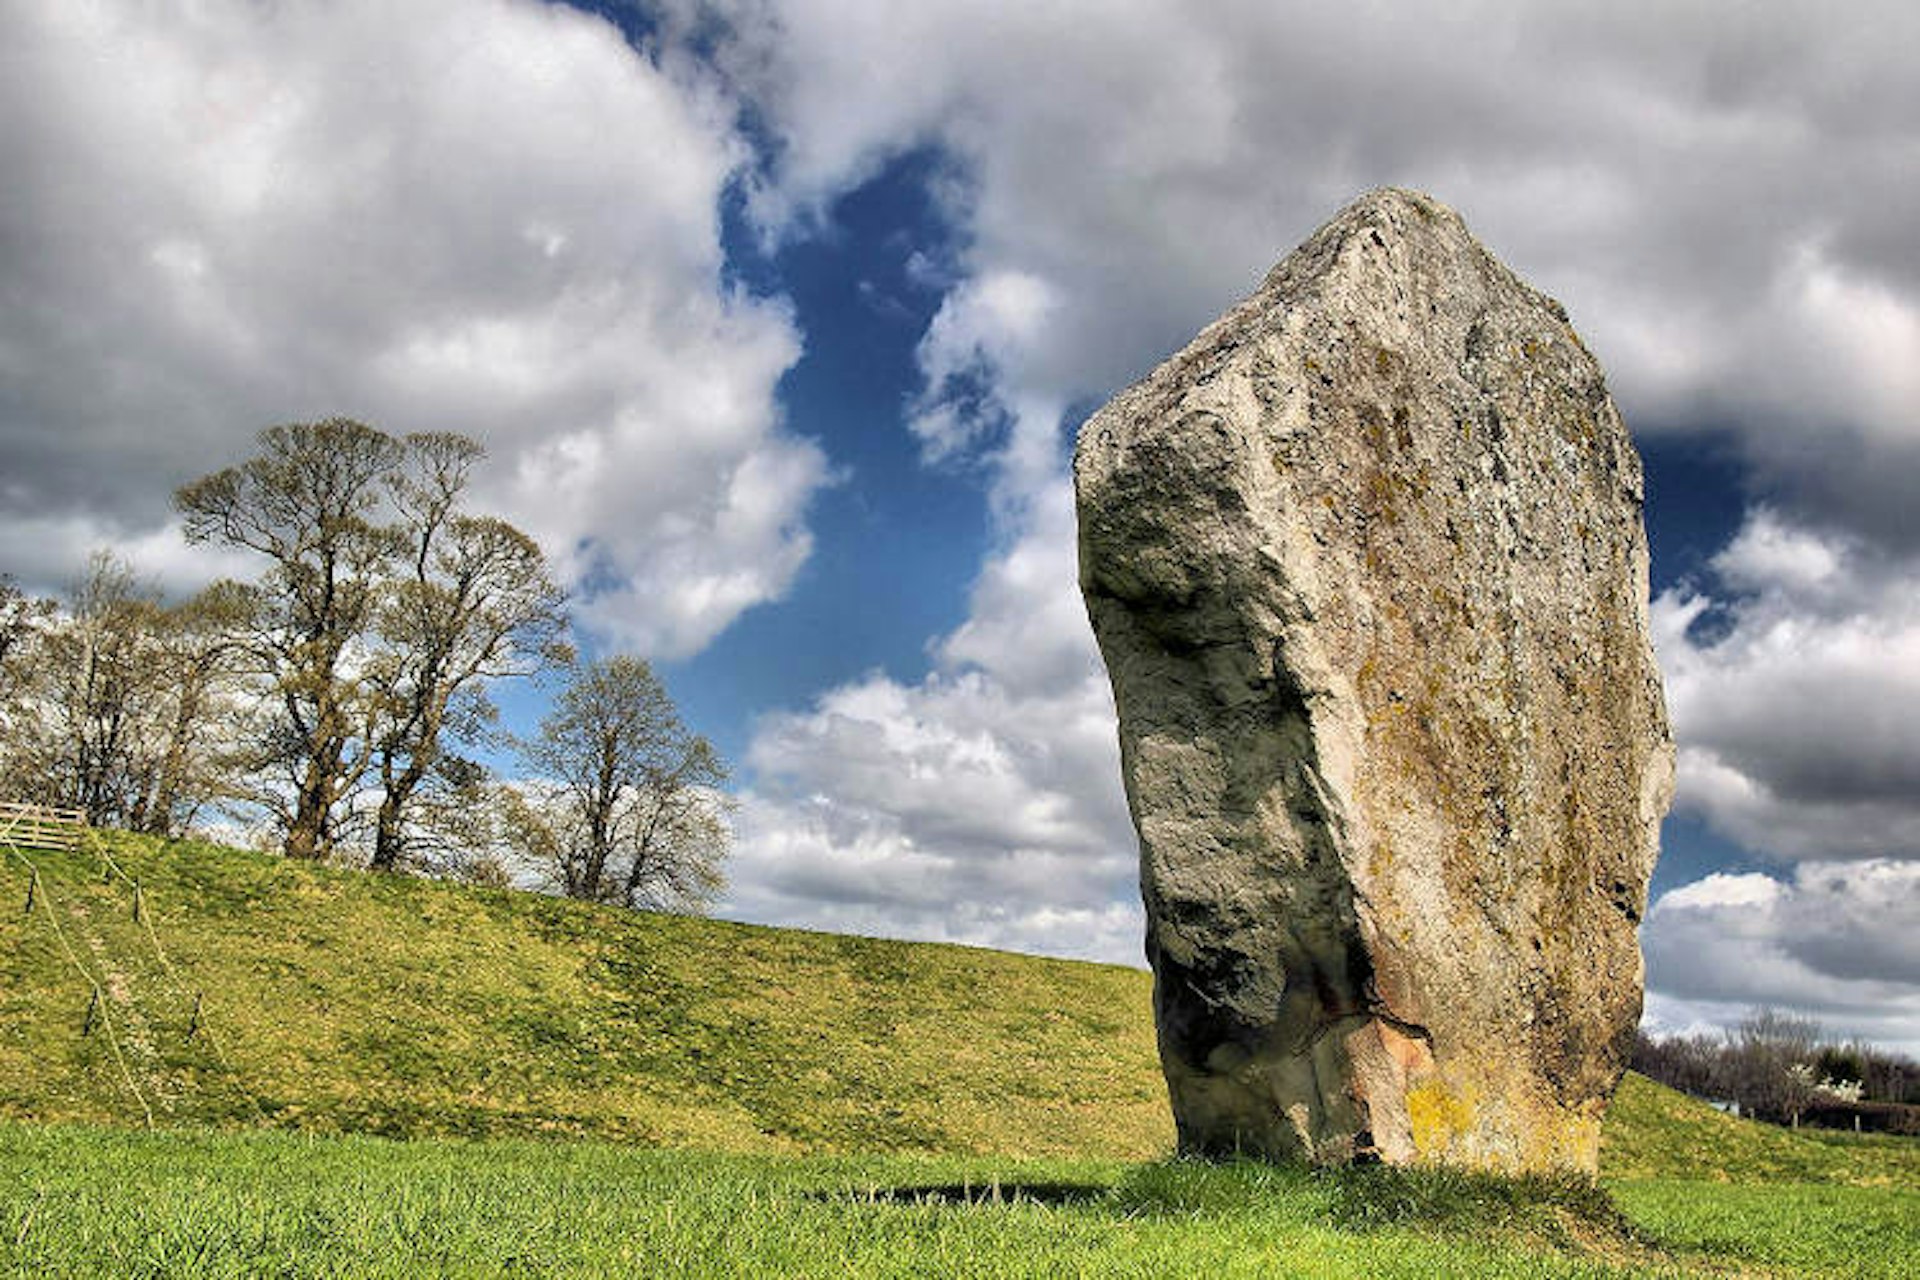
[{"xmin": 1075, "ymin": 188, "xmax": 1673, "ymax": 1174}]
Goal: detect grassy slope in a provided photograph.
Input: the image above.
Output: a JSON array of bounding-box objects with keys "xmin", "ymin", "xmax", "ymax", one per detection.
[
  {"xmin": 2, "ymin": 831, "xmax": 1167, "ymax": 1157},
  {"xmin": 1605, "ymin": 1071, "xmax": 1919, "ymax": 1186}
]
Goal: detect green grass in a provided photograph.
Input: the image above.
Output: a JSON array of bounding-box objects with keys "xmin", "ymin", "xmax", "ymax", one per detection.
[
  {"xmin": 0, "ymin": 1123, "xmax": 1677, "ymax": 1278},
  {"xmin": 1603, "ymin": 1072, "xmax": 1919, "ymax": 1187},
  {"xmin": 2, "ymin": 832, "xmax": 1916, "ymax": 1276},
  {"xmin": 4, "ymin": 1122, "xmax": 1913, "ymax": 1278},
  {"xmin": 1612, "ymin": 1180, "xmax": 1918, "ymax": 1278}
]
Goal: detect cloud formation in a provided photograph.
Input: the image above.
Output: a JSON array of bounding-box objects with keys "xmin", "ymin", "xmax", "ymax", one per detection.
[
  {"xmin": 0, "ymin": 0, "xmax": 826, "ymax": 654},
  {"xmin": 698, "ymin": 0, "xmax": 1920, "ymax": 539},
  {"xmin": 1641, "ymin": 862, "xmax": 1920, "ymax": 1054},
  {"xmin": 728, "ymin": 482, "xmax": 1143, "ymax": 963},
  {"xmin": 1654, "ymin": 510, "xmax": 1920, "ymax": 861}
]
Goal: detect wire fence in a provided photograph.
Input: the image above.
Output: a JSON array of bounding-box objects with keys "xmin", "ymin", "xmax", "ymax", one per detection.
[{"xmin": 4, "ymin": 811, "xmax": 268, "ymax": 1128}]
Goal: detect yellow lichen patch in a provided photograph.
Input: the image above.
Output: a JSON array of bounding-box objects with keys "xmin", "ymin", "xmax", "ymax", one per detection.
[
  {"xmin": 1407, "ymin": 1079, "xmax": 1478, "ymax": 1159},
  {"xmin": 1366, "ymin": 834, "xmax": 1394, "ymax": 881},
  {"xmin": 1538, "ymin": 1110, "xmax": 1603, "ymax": 1172}
]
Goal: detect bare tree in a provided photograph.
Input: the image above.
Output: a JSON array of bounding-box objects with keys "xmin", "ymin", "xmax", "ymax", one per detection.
[
  {"xmin": 127, "ymin": 580, "xmax": 254, "ymax": 837},
  {"xmin": 0, "ymin": 579, "xmax": 51, "ymax": 802},
  {"xmin": 35, "ymin": 553, "xmax": 160, "ymax": 823},
  {"xmin": 0, "ymin": 576, "xmax": 50, "ymax": 689},
  {"xmin": 0, "ymin": 554, "xmax": 244, "ymax": 833},
  {"xmin": 1723, "ymin": 1007, "xmax": 1822, "ymax": 1123},
  {"xmin": 365, "ymin": 433, "xmax": 569, "ymax": 870},
  {"xmin": 1858, "ymin": 1041, "xmax": 1918, "ymax": 1106},
  {"xmin": 1640, "ymin": 1016, "xmax": 1920, "ymax": 1126},
  {"xmin": 1632, "ymin": 1029, "xmax": 1723, "ymax": 1100},
  {"xmin": 177, "ymin": 419, "xmax": 405, "ymax": 859},
  {"xmin": 0, "ymin": 577, "xmax": 53, "ymax": 796},
  {"xmin": 506, "ymin": 656, "xmax": 729, "ymax": 911}
]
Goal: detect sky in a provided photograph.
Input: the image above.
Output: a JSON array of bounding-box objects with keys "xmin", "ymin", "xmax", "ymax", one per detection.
[{"xmin": 3, "ymin": 0, "xmax": 1917, "ymax": 1055}]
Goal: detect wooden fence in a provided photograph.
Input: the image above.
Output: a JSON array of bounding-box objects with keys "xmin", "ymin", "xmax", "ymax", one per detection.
[{"xmin": 0, "ymin": 801, "xmax": 88, "ymax": 850}]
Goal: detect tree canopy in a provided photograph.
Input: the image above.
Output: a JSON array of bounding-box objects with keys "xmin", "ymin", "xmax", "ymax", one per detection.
[
  {"xmin": 175, "ymin": 419, "xmax": 568, "ymax": 865},
  {"xmin": 505, "ymin": 655, "xmax": 730, "ymax": 912}
]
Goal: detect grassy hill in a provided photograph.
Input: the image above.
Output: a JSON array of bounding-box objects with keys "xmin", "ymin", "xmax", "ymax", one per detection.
[
  {"xmin": 3, "ymin": 829, "xmax": 1915, "ymax": 1186},
  {"xmin": 2, "ymin": 830, "xmax": 1167, "ymax": 1157}
]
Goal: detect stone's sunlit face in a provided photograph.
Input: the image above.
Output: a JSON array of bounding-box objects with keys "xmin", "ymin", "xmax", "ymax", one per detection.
[{"xmin": 3, "ymin": 0, "xmax": 1918, "ymax": 1054}]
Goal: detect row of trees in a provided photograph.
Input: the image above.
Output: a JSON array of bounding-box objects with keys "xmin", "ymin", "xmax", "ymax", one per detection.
[
  {"xmin": 0, "ymin": 419, "xmax": 728, "ymax": 912},
  {"xmin": 1633, "ymin": 1008, "xmax": 1919, "ymax": 1133},
  {"xmin": 0, "ymin": 557, "xmax": 243, "ymax": 838}
]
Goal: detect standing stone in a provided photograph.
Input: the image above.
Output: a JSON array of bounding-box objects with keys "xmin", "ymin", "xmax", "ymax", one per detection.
[{"xmin": 1075, "ymin": 188, "xmax": 1673, "ymax": 1174}]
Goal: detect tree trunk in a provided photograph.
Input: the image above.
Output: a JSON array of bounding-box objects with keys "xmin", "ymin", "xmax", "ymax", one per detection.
[
  {"xmin": 286, "ymin": 749, "xmax": 335, "ymax": 859},
  {"xmin": 145, "ymin": 661, "xmax": 212, "ymax": 839},
  {"xmin": 370, "ymin": 748, "xmax": 429, "ymax": 872},
  {"xmin": 371, "ymin": 793, "xmax": 403, "ymax": 871},
  {"xmin": 581, "ymin": 809, "xmax": 611, "ymax": 900}
]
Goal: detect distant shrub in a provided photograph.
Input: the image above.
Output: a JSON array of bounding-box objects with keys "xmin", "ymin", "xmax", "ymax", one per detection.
[{"xmin": 1633, "ymin": 1008, "xmax": 1919, "ymax": 1133}]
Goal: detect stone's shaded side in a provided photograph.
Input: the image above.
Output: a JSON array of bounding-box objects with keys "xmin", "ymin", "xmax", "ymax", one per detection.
[{"xmin": 1074, "ymin": 188, "xmax": 1673, "ymax": 1175}]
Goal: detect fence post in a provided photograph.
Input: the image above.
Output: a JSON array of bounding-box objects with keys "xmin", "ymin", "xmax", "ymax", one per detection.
[
  {"xmin": 22, "ymin": 867, "xmax": 35, "ymax": 918},
  {"xmin": 132, "ymin": 881, "xmax": 144, "ymax": 924}
]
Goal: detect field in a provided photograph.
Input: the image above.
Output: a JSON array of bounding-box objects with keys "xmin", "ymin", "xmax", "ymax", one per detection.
[
  {"xmin": 4, "ymin": 1120, "xmax": 1915, "ymax": 1277},
  {"xmin": 2, "ymin": 833, "xmax": 1916, "ymax": 1276}
]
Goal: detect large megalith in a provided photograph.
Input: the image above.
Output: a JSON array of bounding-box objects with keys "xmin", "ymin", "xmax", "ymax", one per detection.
[{"xmin": 1075, "ymin": 188, "xmax": 1673, "ymax": 1174}]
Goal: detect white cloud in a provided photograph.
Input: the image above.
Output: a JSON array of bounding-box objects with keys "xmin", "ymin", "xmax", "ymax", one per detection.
[
  {"xmin": 725, "ymin": 471, "xmax": 1142, "ymax": 965},
  {"xmin": 0, "ymin": 0, "xmax": 826, "ymax": 653},
  {"xmin": 909, "ymin": 270, "xmax": 1060, "ymax": 465},
  {"xmin": 1655, "ymin": 510, "xmax": 1920, "ymax": 860},
  {"xmin": 725, "ymin": 792, "xmax": 1143, "ymax": 964},
  {"xmin": 1655, "ymin": 872, "xmax": 1784, "ymax": 913},
  {"xmin": 1643, "ymin": 861, "xmax": 1920, "ymax": 1055},
  {"xmin": 692, "ymin": 0, "xmax": 1920, "ymax": 541},
  {"xmin": 1710, "ymin": 508, "xmax": 1847, "ymax": 600}
]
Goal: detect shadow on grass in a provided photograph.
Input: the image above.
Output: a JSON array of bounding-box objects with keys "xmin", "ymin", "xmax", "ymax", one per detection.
[
  {"xmin": 812, "ymin": 1181, "xmax": 1112, "ymax": 1208},
  {"xmin": 808, "ymin": 1158, "xmax": 1669, "ymax": 1267},
  {"xmin": 1309, "ymin": 1164, "xmax": 1670, "ymax": 1264}
]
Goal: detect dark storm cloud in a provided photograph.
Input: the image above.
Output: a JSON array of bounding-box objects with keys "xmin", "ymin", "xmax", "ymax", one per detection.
[
  {"xmin": 1642, "ymin": 862, "xmax": 1920, "ymax": 1051},
  {"xmin": 1656, "ymin": 511, "xmax": 1920, "ymax": 861}
]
